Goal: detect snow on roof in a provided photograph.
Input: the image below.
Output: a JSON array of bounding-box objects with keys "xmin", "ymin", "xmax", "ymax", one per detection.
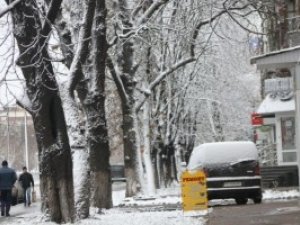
[
  {"xmin": 250, "ymin": 45, "xmax": 300, "ymax": 64},
  {"xmin": 188, "ymin": 141, "xmax": 258, "ymax": 170},
  {"xmin": 257, "ymin": 94, "xmax": 295, "ymax": 115}
]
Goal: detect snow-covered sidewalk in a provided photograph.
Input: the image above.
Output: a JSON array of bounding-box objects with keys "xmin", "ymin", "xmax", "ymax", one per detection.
[
  {"xmin": 2, "ymin": 203, "xmax": 207, "ymax": 225},
  {"xmin": 3, "ymin": 188, "xmax": 206, "ymax": 225},
  {"xmin": 3, "ymin": 188, "xmax": 300, "ymax": 225}
]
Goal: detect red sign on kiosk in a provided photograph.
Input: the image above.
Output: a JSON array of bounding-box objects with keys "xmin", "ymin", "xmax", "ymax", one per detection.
[{"xmin": 251, "ymin": 113, "xmax": 263, "ymax": 126}]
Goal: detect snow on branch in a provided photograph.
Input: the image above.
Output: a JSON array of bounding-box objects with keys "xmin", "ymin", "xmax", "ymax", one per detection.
[
  {"xmin": 67, "ymin": 0, "xmax": 96, "ymax": 96},
  {"xmin": 191, "ymin": 0, "xmax": 255, "ymax": 57},
  {"xmin": 225, "ymin": 7, "xmax": 264, "ymax": 35},
  {"xmin": 41, "ymin": 0, "xmax": 63, "ymax": 40},
  {"xmin": 106, "ymin": 55, "xmax": 129, "ymax": 104},
  {"xmin": 136, "ymin": 57, "xmax": 195, "ymax": 112},
  {"xmin": 149, "ymin": 57, "xmax": 195, "ymax": 90},
  {"xmin": 15, "ymin": 90, "xmax": 34, "ymax": 115},
  {"xmin": 138, "ymin": 0, "xmax": 169, "ymax": 25},
  {"xmin": 191, "ymin": 10, "xmax": 227, "ymax": 57},
  {"xmin": 0, "ymin": 0, "xmax": 23, "ymax": 18}
]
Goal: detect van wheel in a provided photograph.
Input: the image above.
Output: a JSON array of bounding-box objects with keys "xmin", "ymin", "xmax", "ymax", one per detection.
[
  {"xmin": 235, "ymin": 198, "xmax": 248, "ymax": 205},
  {"xmin": 253, "ymin": 197, "xmax": 262, "ymax": 204}
]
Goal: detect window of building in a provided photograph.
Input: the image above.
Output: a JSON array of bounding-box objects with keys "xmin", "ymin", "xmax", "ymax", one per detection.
[
  {"xmin": 283, "ymin": 152, "xmax": 297, "ymax": 162},
  {"xmin": 288, "ymin": 0, "xmax": 296, "ymax": 17},
  {"xmin": 281, "ymin": 117, "xmax": 295, "ymax": 150}
]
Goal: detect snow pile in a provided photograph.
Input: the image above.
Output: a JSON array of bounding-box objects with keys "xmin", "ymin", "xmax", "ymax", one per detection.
[
  {"xmin": 120, "ymin": 195, "xmax": 182, "ymax": 207},
  {"xmin": 113, "ymin": 190, "xmax": 126, "ymax": 206},
  {"xmin": 263, "ymin": 189, "xmax": 300, "ymax": 200},
  {"xmin": 113, "ymin": 187, "xmax": 182, "ymax": 207},
  {"xmin": 93, "ymin": 210, "xmax": 206, "ymax": 225},
  {"xmin": 157, "ymin": 187, "xmax": 181, "ymax": 197}
]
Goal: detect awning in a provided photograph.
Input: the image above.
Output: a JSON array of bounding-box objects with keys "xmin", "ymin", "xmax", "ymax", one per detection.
[
  {"xmin": 250, "ymin": 46, "xmax": 300, "ymax": 69},
  {"xmin": 257, "ymin": 94, "xmax": 295, "ymax": 115}
]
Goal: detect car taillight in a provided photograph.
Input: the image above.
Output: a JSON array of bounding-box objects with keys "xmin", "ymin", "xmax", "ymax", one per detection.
[{"xmin": 255, "ymin": 164, "xmax": 260, "ymax": 175}]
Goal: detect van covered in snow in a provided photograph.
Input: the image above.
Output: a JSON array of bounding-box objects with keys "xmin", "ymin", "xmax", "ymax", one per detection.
[{"xmin": 188, "ymin": 141, "xmax": 262, "ymax": 204}]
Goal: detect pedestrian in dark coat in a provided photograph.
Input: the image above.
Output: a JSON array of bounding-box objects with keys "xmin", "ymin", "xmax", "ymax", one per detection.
[
  {"xmin": 18, "ymin": 166, "xmax": 34, "ymax": 207},
  {"xmin": 0, "ymin": 160, "xmax": 17, "ymax": 216}
]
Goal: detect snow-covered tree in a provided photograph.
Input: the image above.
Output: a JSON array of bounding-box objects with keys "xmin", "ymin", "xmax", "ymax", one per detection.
[
  {"xmin": 2, "ymin": 0, "xmax": 75, "ymax": 223},
  {"xmin": 55, "ymin": 0, "xmax": 112, "ymax": 213},
  {"xmin": 107, "ymin": 0, "xmax": 267, "ymax": 194}
]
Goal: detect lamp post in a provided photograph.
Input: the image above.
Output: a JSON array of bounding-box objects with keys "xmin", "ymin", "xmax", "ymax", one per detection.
[
  {"xmin": 293, "ymin": 64, "xmax": 300, "ymax": 192},
  {"xmin": 6, "ymin": 109, "xmax": 10, "ymax": 160},
  {"xmin": 24, "ymin": 111, "xmax": 29, "ymax": 169}
]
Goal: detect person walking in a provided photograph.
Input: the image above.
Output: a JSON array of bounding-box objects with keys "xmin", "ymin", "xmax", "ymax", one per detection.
[
  {"xmin": 18, "ymin": 166, "xmax": 34, "ymax": 207},
  {"xmin": 0, "ymin": 160, "xmax": 17, "ymax": 217}
]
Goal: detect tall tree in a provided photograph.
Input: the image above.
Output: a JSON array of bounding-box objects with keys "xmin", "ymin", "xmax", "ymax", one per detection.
[
  {"xmin": 4, "ymin": 0, "xmax": 75, "ymax": 223},
  {"xmin": 55, "ymin": 0, "xmax": 112, "ymax": 210},
  {"xmin": 85, "ymin": 0, "xmax": 112, "ymax": 209}
]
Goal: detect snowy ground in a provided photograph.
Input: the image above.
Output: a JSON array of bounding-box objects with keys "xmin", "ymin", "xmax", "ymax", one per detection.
[
  {"xmin": 263, "ymin": 189, "xmax": 300, "ymax": 200},
  {"xmin": 3, "ymin": 186, "xmax": 205, "ymax": 225},
  {"xmin": 3, "ymin": 187, "xmax": 300, "ymax": 225},
  {"xmin": 2, "ymin": 203, "xmax": 207, "ymax": 225}
]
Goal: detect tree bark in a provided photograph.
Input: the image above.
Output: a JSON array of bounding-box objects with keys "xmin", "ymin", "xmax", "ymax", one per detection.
[
  {"xmin": 83, "ymin": 92, "xmax": 112, "ymax": 209},
  {"xmin": 142, "ymin": 97, "xmax": 156, "ymax": 195},
  {"xmin": 56, "ymin": 0, "xmax": 112, "ymax": 211},
  {"xmin": 7, "ymin": 1, "xmax": 74, "ymax": 223},
  {"xmin": 60, "ymin": 84, "xmax": 90, "ymax": 219},
  {"xmin": 8, "ymin": 0, "xmax": 75, "ymax": 222},
  {"xmin": 122, "ymin": 106, "xmax": 143, "ymax": 196},
  {"xmin": 115, "ymin": 0, "xmax": 143, "ymax": 197},
  {"xmin": 83, "ymin": 0, "xmax": 112, "ymax": 209}
]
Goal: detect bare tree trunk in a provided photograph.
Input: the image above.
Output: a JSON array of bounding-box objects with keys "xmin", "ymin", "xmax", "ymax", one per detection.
[
  {"xmin": 60, "ymin": 84, "xmax": 90, "ymax": 219},
  {"xmin": 142, "ymin": 98, "xmax": 156, "ymax": 195},
  {"xmin": 37, "ymin": 95, "xmax": 75, "ymax": 223},
  {"xmin": 152, "ymin": 147, "xmax": 160, "ymax": 189},
  {"xmin": 83, "ymin": 95, "xmax": 112, "ymax": 209},
  {"xmin": 122, "ymin": 106, "xmax": 143, "ymax": 196},
  {"xmin": 141, "ymin": 47, "xmax": 156, "ymax": 194},
  {"xmin": 115, "ymin": 0, "xmax": 143, "ymax": 197},
  {"xmin": 57, "ymin": 0, "xmax": 112, "ymax": 211},
  {"xmin": 7, "ymin": 0, "xmax": 75, "ymax": 222},
  {"xmin": 83, "ymin": 0, "xmax": 112, "ymax": 209}
]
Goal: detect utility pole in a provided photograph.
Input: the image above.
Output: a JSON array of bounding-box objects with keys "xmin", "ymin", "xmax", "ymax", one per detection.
[
  {"xmin": 24, "ymin": 111, "xmax": 29, "ymax": 169},
  {"xmin": 293, "ymin": 64, "xmax": 300, "ymax": 193},
  {"xmin": 6, "ymin": 109, "xmax": 10, "ymax": 161}
]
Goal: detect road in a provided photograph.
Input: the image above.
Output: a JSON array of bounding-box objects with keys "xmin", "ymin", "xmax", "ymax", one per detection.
[{"xmin": 207, "ymin": 199, "xmax": 300, "ymax": 225}]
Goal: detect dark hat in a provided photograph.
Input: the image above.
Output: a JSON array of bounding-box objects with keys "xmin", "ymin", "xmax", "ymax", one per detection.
[
  {"xmin": 23, "ymin": 166, "xmax": 27, "ymax": 170},
  {"xmin": 2, "ymin": 160, "xmax": 8, "ymax": 166}
]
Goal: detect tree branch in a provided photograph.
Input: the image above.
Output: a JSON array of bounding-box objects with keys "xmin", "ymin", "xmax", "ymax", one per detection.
[
  {"xmin": 150, "ymin": 57, "xmax": 195, "ymax": 90},
  {"xmin": 0, "ymin": 0, "xmax": 23, "ymax": 18},
  {"xmin": 138, "ymin": 0, "xmax": 169, "ymax": 25},
  {"xmin": 226, "ymin": 6, "xmax": 264, "ymax": 35},
  {"xmin": 106, "ymin": 55, "xmax": 129, "ymax": 104},
  {"xmin": 67, "ymin": 0, "xmax": 96, "ymax": 96},
  {"xmin": 136, "ymin": 57, "xmax": 195, "ymax": 112},
  {"xmin": 191, "ymin": 1, "xmax": 253, "ymax": 57},
  {"xmin": 41, "ymin": 0, "xmax": 63, "ymax": 41},
  {"xmin": 16, "ymin": 92, "xmax": 34, "ymax": 115}
]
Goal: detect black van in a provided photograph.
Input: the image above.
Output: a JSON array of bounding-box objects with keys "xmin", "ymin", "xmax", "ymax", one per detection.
[{"xmin": 188, "ymin": 141, "xmax": 262, "ymax": 205}]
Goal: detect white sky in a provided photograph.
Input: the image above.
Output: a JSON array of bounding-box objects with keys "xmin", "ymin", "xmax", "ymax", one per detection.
[{"xmin": 0, "ymin": 3, "xmax": 25, "ymax": 108}]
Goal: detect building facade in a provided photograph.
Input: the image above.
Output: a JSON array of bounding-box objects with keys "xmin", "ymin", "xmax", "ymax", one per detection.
[
  {"xmin": 0, "ymin": 106, "xmax": 38, "ymax": 171},
  {"xmin": 252, "ymin": 0, "xmax": 300, "ymax": 167}
]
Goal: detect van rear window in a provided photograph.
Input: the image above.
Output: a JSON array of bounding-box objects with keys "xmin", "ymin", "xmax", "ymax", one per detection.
[{"xmin": 188, "ymin": 141, "xmax": 258, "ymax": 170}]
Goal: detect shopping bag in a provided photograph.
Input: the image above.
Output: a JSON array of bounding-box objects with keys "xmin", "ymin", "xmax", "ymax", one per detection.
[{"xmin": 32, "ymin": 190, "xmax": 36, "ymax": 203}]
